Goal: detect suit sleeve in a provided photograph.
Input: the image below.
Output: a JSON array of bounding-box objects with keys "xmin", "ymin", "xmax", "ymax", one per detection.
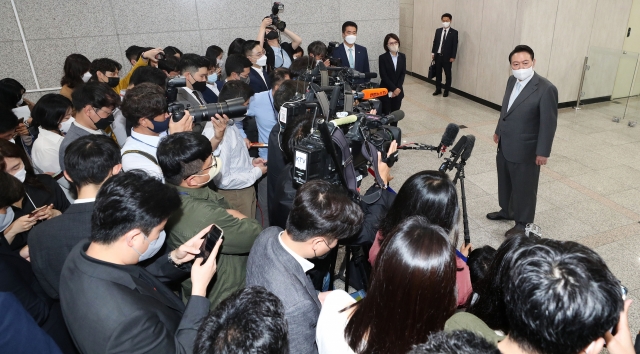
[
  {"xmin": 287, "ymin": 301, "xmax": 319, "ymax": 354},
  {"xmin": 397, "ymin": 54, "xmax": 406, "ymax": 88},
  {"xmin": 362, "ymin": 47, "xmax": 370, "ymax": 74},
  {"xmin": 536, "ymin": 84, "xmax": 558, "ymax": 157},
  {"xmin": 378, "ymin": 55, "xmax": 396, "ymax": 92},
  {"xmin": 432, "ymin": 29, "xmax": 439, "ymax": 54},
  {"xmin": 452, "ymin": 31, "xmax": 459, "ymax": 59}
]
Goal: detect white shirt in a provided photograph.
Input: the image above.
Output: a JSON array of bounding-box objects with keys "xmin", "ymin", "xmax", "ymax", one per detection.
[
  {"xmin": 251, "ymin": 66, "xmax": 268, "ymax": 86},
  {"xmin": 213, "ymin": 124, "xmax": 262, "ymax": 190},
  {"xmin": 32, "ymin": 127, "xmax": 64, "ymax": 173},
  {"xmin": 75, "ymin": 122, "xmax": 104, "ymax": 135},
  {"xmin": 507, "ymin": 70, "xmax": 535, "ymax": 111},
  {"xmin": 111, "ymin": 109, "xmax": 128, "ymax": 147},
  {"xmin": 436, "ymin": 27, "xmax": 449, "ymax": 54},
  {"xmin": 120, "ymin": 130, "xmax": 166, "ymax": 181},
  {"xmin": 206, "ymin": 83, "xmax": 220, "ymax": 97},
  {"xmin": 278, "ymin": 231, "xmax": 314, "ymax": 273},
  {"xmin": 74, "ymin": 198, "xmax": 95, "ymax": 204},
  {"xmin": 390, "ymin": 51, "xmax": 398, "ymax": 70},
  {"xmin": 316, "ymin": 290, "xmax": 357, "ymax": 354},
  {"xmin": 183, "ymin": 86, "xmax": 206, "ymax": 105}
]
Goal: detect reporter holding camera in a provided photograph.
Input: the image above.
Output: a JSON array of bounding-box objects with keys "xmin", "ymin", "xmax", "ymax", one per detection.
[
  {"xmin": 258, "ymin": 17, "xmax": 302, "ymax": 70},
  {"xmin": 378, "ymin": 33, "xmax": 406, "ymax": 122}
]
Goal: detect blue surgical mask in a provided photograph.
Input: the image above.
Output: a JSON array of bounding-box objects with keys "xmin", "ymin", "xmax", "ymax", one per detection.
[
  {"xmin": 132, "ymin": 230, "xmax": 166, "ymax": 262},
  {"xmin": 207, "ymin": 73, "xmax": 218, "ymax": 83},
  {"xmin": 0, "ymin": 207, "xmax": 14, "ymax": 232}
]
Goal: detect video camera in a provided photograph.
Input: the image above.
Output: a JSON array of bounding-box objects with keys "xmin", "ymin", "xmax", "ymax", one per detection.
[
  {"xmin": 169, "ymin": 97, "xmax": 247, "ymax": 122},
  {"xmin": 166, "ymin": 77, "xmax": 186, "ymax": 103},
  {"xmin": 326, "ymin": 42, "xmax": 342, "ymax": 67},
  {"xmin": 269, "ymin": 2, "xmax": 286, "ymax": 31}
]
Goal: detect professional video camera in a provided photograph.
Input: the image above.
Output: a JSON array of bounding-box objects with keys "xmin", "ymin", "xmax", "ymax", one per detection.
[
  {"xmin": 169, "ymin": 97, "xmax": 247, "ymax": 122},
  {"xmin": 326, "ymin": 42, "xmax": 342, "ymax": 67},
  {"xmin": 269, "ymin": 2, "xmax": 286, "ymax": 31},
  {"xmin": 166, "ymin": 77, "xmax": 186, "ymax": 103}
]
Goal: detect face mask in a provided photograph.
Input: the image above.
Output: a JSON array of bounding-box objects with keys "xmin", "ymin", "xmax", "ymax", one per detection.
[
  {"xmin": 16, "ymin": 97, "xmax": 23, "ymax": 107},
  {"xmin": 512, "ymin": 66, "xmax": 534, "ymax": 81},
  {"xmin": 388, "ymin": 44, "xmax": 399, "ymax": 53},
  {"xmin": 13, "ymin": 167, "xmax": 27, "ymax": 183},
  {"xmin": 207, "ymin": 73, "xmax": 218, "ymax": 83},
  {"xmin": 345, "ymin": 35, "xmax": 357, "ymax": 45},
  {"xmin": 147, "ymin": 117, "xmax": 170, "ymax": 134},
  {"xmin": 443, "ymin": 22, "xmax": 451, "ymax": 28},
  {"xmin": 0, "ymin": 207, "xmax": 15, "ymax": 232},
  {"xmin": 92, "ymin": 109, "xmax": 115, "ymax": 130},
  {"xmin": 192, "ymin": 80, "xmax": 207, "ymax": 92},
  {"xmin": 82, "ymin": 72, "xmax": 92, "ymax": 82},
  {"xmin": 194, "ymin": 164, "xmax": 218, "ymax": 186},
  {"xmin": 59, "ymin": 117, "xmax": 75, "ymax": 134},
  {"xmin": 266, "ymin": 31, "xmax": 279, "ymax": 40},
  {"xmin": 256, "ymin": 55, "xmax": 268, "ymax": 67},
  {"xmin": 107, "ymin": 77, "xmax": 120, "ymax": 88},
  {"xmin": 132, "ymin": 231, "xmax": 166, "ymax": 262},
  {"xmin": 241, "ymin": 75, "xmax": 251, "ymax": 85}
]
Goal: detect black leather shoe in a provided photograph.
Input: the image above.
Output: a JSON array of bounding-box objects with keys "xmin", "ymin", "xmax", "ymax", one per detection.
[
  {"xmin": 433, "ymin": 90, "xmax": 442, "ymax": 96},
  {"xmin": 486, "ymin": 212, "xmax": 513, "ymax": 221},
  {"xmin": 443, "ymin": 91, "xmax": 449, "ymax": 97},
  {"xmin": 505, "ymin": 224, "xmax": 526, "ymax": 238}
]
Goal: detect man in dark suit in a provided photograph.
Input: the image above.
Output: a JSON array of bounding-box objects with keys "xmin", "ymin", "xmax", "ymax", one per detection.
[
  {"xmin": 59, "ymin": 171, "xmax": 221, "ymax": 354},
  {"xmin": 29, "ymin": 135, "xmax": 122, "ymax": 299},
  {"xmin": 176, "ymin": 54, "xmax": 211, "ymax": 107},
  {"xmin": 246, "ymin": 180, "xmax": 363, "ymax": 354},
  {"xmin": 431, "ymin": 13, "xmax": 458, "ymax": 97},
  {"xmin": 244, "ymin": 40, "xmax": 272, "ymax": 93},
  {"xmin": 379, "ymin": 33, "xmax": 407, "ymax": 119},
  {"xmin": 333, "ymin": 21, "xmax": 371, "ymax": 84},
  {"xmin": 487, "ymin": 45, "xmax": 558, "ymax": 237}
]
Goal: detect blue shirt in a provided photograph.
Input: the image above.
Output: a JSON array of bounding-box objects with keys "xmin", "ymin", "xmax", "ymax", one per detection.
[
  {"xmin": 246, "ymin": 90, "xmax": 277, "ymax": 159},
  {"xmin": 272, "ymin": 45, "xmax": 292, "ymax": 68}
]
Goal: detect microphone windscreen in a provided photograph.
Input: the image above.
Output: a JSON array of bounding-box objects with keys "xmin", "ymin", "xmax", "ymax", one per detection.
[
  {"xmin": 361, "ymin": 88, "xmax": 388, "ymax": 99},
  {"xmin": 441, "ymin": 123, "xmax": 460, "ymax": 147},
  {"xmin": 461, "ymin": 135, "xmax": 476, "ymax": 160},
  {"xmin": 331, "ymin": 115, "xmax": 358, "ymax": 126},
  {"xmin": 450, "ymin": 136, "xmax": 468, "ymax": 155},
  {"xmin": 364, "ymin": 72, "xmax": 378, "ymax": 79},
  {"xmin": 388, "ymin": 110, "xmax": 405, "ymax": 122}
]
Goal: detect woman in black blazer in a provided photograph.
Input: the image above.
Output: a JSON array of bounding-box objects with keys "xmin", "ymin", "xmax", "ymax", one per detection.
[{"xmin": 378, "ymin": 33, "xmax": 407, "ymax": 126}]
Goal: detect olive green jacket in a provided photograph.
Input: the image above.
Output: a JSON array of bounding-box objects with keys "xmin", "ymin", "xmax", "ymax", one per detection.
[{"xmin": 165, "ymin": 185, "xmax": 262, "ymax": 309}]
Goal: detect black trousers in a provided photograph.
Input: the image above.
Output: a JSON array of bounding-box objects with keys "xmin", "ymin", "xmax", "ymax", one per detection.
[
  {"xmin": 379, "ymin": 94, "xmax": 403, "ymax": 126},
  {"xmin": 435, "ymin": 55, "xmax": 453, "ymax": 91},
  {"xmin": 496, "ymin": 147, "xmax": 540, "ymax": 225}
]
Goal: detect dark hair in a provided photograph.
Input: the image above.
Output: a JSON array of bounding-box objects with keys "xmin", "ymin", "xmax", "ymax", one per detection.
[
  {"xmin": 91, "ymin": 170, "xmax": 180, "ymax": 244},
  {"xmin": 71, "ymin": 81, "xmax": 120, "ymax": 112},
  {"xmin": 0, "ymin": 78, "xmax": 25, "ymax": 109},
  {"xmin": 218, "ymin": 80, "xmax": 254, "ymax": 103},
  {"xmin": 0, "ymin": 139, "xmax": 47, "ymax": 191},
  {"xmin": 467, "ymin": 245, "xmax": 496, "ymax": 287},
  {"xmin": 282, "ymin": 112, "xmax": 314, "ymax": 162},
  {"xmin": 379, "ymin": 170, "xmax": 459, "ymax": 246},
  {"xmin": 292, "ymin": 46, "xmax": 304, "ymax": 57},
  {"xmin": 178, "ymin": 54, "xmax": 210, "ymax": 75},
  {"xmin": 342, "ymin": 21, "xmax": 358, "ymax": 33},
  {"xmin": 505, "ymin": 239, "xmax": 623, "ymax": 354},
  {"xmin": 205, "ymin": 45, "xmax": 223, "ymax": 62},
  {"xmin": 0, "ymin": 171, "xmax": 24, "ymax": 209},
  {"xmin": 466, "ymin": 235, "xmax": 538, "ymax": 332},
  {"xmin": 289, "ymin": 56, "xmax": 315, "ymax": 78},
  {"xmin": 89, "ymin": 58, "xmax": 122, "ymax": 80},
  {"xmin": 442, "ymin": 13, "xmax": 453, "ymax": 20},
  {"xmin": 227, "ymin": 38, "xmax": 246, "ymax": 56},
  {"xmin": 286, "ymin": 180, "xmax": 363, "ymax": 242},
  {"xmin": 273, "ymin": 80, "xmax": 306, "ymax": 111},
  {"xmin": 242, "ymin": 40, "xmax": 260, "ymax": 57},
  {"xmin": 60, "ymin": 54, "xmax": 91, "ymax": 88},
  {"xmin": 409, "ymin": 330, "xmax": 500, "ymax": 354},
  {"xmin": 224, "ymin": 54, "xmax": 252, "ymax": 77},
  {"xmin": 157, "ymin": 132, "xmax": 213, "ymax": 186},
  {"xmin": 269, "ymin": 68, "xmax": 290, "ymax": 88},
  {"xmin": 509, "ymin": 44, "xmax": 535, "ymax": 63},
  {"xmin": 30, "ymin": 94, "xmax": 72, "ymax": 131},
  {"xmin": 163, "ymin": 46, "xmax": 183, "ymax": 58},
  {"xmin": 383, "ymin": 33, "xmax": 401, "ymax": 52},
  {"xmin": 345, "ymin": 216, "xmax": 457, "ymax": 354},
  {"xmin": 158, "ymin": 56, "xmax": 180, "ymax": 75},
  {"xmin": 120, "ymin": 83, "xmax": 166, "ymax": 129},
  {"xmin": 194, "ymin": 286, "xmax": 289, "ymax": 354},
  {"xmin": 64, "ymin": 135, "xmax": 121, "ymax": 193},
  {"xmin": 307, "ymin": 41, "xmax": 327, "ymax": 58},
  {"xmin": 0, "ymin": 107, "xmax": 19, "ymax": 134},
  {"xmin": 125, "ymin": 45, "xmax": 144, "ymax": 63},
  {"xmin": 130, "ymin": 66, "xmax": 167, "ymax": 89}
]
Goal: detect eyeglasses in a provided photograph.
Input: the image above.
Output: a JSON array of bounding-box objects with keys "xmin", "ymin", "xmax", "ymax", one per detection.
[
  {"xmin": 184, "ymin": 154, "xmax": 217, "ymax": 180},
  {"xmin": 252, "ymin": 50, "xmax": 266, "ymax": 57}
]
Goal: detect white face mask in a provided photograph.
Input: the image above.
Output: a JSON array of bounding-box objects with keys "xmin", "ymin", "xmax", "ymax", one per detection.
[
  {"xmin": 0, "ymin": 207, "xmax": 15, "ymax": 232},
  {"xmin": 443, "ymin": 22, "xmax": 451, "ymax": 28},
  {"xmin": 345, "ymin": 35, "xmax": 357, "ymax": 45},
  {"xmin": 512, "ymin": 66, "xmax": 534, "ymax": 81},
  {"xmin": 13, "ymin": 167, "xmax": 27, "ymax": 183},
  {"xmin": 132, "ymin": 230, "xmax": 166, "ymax": 262},
  {"xmin": 256, "ymin": 55, "xmax": 268, "ymax": 67},
  {"xmin": 388, "ymin": 44, "xmax": 399, "ymax": 53},
  {"xmin": 59, "ymin": 117, "xmax": 75, "ymax": 134},
  {"xmin": 194, "ymin": 164, "xmax": 218, "ymax": 186},
  {"xmin": 82, "ymin": 72, "xmax": 92, "ymax": 83}
]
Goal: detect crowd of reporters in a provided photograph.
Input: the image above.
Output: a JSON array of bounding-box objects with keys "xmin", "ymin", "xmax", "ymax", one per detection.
[{"xmin": 0, "ymin": 13, "xmax": 637, "ymax": 354}]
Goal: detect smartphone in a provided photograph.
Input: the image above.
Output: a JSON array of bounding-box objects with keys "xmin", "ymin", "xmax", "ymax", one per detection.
[
  {"xmin": 29, "ymin": 205, "xmax": 48, "ymax": 218},
  {"xmin": 199, "ymin": 225, "xmax": 223, "ymax": 263},
  {"xmin": 51, "ymin": 170, "xmax": 64, "ymax": 180}
]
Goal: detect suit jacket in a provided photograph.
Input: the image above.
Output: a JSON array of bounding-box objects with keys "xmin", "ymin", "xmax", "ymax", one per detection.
[
  {"xmin": 431, "ymin": 27, "xmax": 459, "ymax": 59},
  {"xmin": 378, "ymin": 51, "xmax": 406, "ymax": 100},
  {"xmin": 59, "ymin": 123, "xmax": 91, "ymax": 171},
  {"xmin": 333, "ymin": 43, "xmax": 370, "ymax": 85},
  {"xmin": 249, "ymin": 67, "xmax": 272, "ymax": 94},
  {"xmin": 176, "ymin": 87, "xmax": 207, "ymax": 108},
  {"xmin": 201, "ymin": 86, "xmax": 218, "ymax": 104},
  {"xmin": 59, "ymin": 239, "xmax": 209, "ymax": 354},
  {"xmin": 495, "ymin": 72, "xmax": 558, "ymax": 164},
  {"xmin": 29, "ymin": 202, "xmax": 94, "ymax": 299},
  {"xmin": 246, "ymin": 227, "xmax": 321, "ymax": 354}
]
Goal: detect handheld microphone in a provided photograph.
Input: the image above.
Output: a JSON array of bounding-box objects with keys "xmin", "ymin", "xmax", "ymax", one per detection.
[
  {"xmin": 461, "ymin": 135, "xmax": 476, "ymax": 161},
  {"xmin": 437, "ymin": 123, "xmax": 460, "ymax": 156},
  {"xmin": 439, "ymin": 136, "xmax": 467, "ymax": 172},
  {"xmin": 354, "ymin": 88, "xmax": 389, "ymax": 100},
  {"xmin": 384, "ymin": 110, "xmax": 405, "ymax": 124}
]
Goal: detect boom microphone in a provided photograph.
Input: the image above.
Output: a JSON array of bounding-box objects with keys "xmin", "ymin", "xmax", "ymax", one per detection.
[
  {"xmin": 461, "ymin": 135, "xmax": 476, "ymax": 161},
  {"xmin": 348, "ymin": 69, "xmax": 378, "ymax": 79},
  {"xmin": 439, "ymin": 136, "xmax": 467, "ymax": 172},
  {"xmin": 437, "ymin": 123, "xmax": 460, "ymax": 156}
]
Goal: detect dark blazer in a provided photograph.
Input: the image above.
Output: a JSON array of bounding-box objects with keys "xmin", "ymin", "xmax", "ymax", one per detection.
[
  {"xmin": 249, "ymin": 67, "xmax": 272, "ymax": 94},
  {"xmin": 495, "ymin": 72, "xmax": 558, "ymax": 164},
  {"xmin": 431, "ymin": 27, "xmax": 459, "ymax": 59},
  {"xmin": 59, "ymin": 240, "xmax": 210, "ymax": 354},
  {"xmin": 333, "ymin": 43, "xmax": 370, "ymax": 75},
  {"xmin": 265, "ymin": 42, "xmax": 294, "ymax": 72},
  {"xmin": 246, "ymin": 227, "xmax": 321, "ymax": 354},
  {"xmin": 201, "ymin": 86, "xmax": 218, "ymax": 104},
  {"xmin": 29, "ymin": 202, "xmax": 94, "ymax": 299},
  {"xmin": 378, "ymin": 51, "xmax": 406, "ymax": 100}
]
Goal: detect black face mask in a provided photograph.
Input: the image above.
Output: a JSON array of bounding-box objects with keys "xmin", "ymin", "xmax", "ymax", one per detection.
[
  {"xmin": 189, "ymin": 75, "xmax": 207, "ymax": 92},
  {"xmin": 92, "ymin": 109, "xmax": 115, "ymax": 130},
  {"xmin": 266, "ymin": 31, "xmax": 279, "ymax": 40},
  {"xmin": 107, "ymin": 77, "xmax": 120, "ymax": 88}
]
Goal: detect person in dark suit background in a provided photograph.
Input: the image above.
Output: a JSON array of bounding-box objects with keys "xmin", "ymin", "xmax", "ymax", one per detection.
[
  {"xmin": 332, "ymin": 21, "xmax": 371, "ymax": 84},
  {"xmin": 487, "ymin": 45, "xmax": 558, "ymax": 237},
  {"xmin": 378, "ymin": 33, "xmax": 406, "ymax": 123},
  {"xmin": 431, "ymin": 13, "xmax": 458, "ymax": 97},
  {"xmin": 243, "ymin": 40, "xmax": 272, "ymax": 94}
]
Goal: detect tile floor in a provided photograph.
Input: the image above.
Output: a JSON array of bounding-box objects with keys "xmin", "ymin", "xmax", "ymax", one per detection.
[{"xmin": 346, "ymin": 75, "xmax": 640, "ymax": 335}]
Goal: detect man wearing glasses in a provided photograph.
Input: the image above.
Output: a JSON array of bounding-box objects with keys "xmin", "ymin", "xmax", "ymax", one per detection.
[{"xmin": 243, "ymin": 40, "xmax": 272, "ymax": 93}]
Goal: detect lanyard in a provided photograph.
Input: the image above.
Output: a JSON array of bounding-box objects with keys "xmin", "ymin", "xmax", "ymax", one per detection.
[
  {"xmin": 267, "ymin": 93, "xmax": 278, "ymax": 120},
  {"xmin": 131, "ymin": 135, "xmax": 158, "ymax": 149}
]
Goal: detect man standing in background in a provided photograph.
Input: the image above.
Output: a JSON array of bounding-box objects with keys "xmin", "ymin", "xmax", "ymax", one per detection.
[{"xmin": 431, "ymin": 13, "xmax": 458, "ymax": 97}]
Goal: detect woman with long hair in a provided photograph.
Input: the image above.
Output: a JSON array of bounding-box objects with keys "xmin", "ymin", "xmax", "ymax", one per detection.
[
  {"xmin": 59, "ymin": 54, "xmax": 91, "ymax": 101},
  {"xmin": 316, "ymin": 216, "xmax": 458, "ymax": 354}
]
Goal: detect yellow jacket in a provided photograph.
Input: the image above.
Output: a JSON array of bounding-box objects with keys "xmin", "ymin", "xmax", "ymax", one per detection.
[{"xmin": 113, "ymin": 57, "xmax": 148, "ymax": 93}]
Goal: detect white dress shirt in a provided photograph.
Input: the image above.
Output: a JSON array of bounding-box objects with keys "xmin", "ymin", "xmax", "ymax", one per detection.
[
  {"xmin": 435, "ymin": 27, "xmax": 449, "ymax": 54},
  {"xmin": 212, "ymin": 124, "xmax": 262, "ymax": 190},
  {"xmin": 111, "ymin": 109, "xmax": 128, "ymax": 147},
  {"xmin": 316, "ymin": 290, "xmax": 357, "ymax": 354},
  {"xmin": 277, "ymin": 231, "xmax": 314, "ymax": 273},
  {"xmin": 183, "ymin": 86, "xmax": 206, "ymax": 105},
  {"xmin": 120, "ymin": 130, "xmax": 166, "ymax": 181},
  {"xmin": 74, "ymin": 122, "xmax": 105, "ymax": 135},
  {"xmin": 74, "ymin": 197, "xmax": 95, "ymax": 204},
  {"xmin": 390, "ymin": 51, "xmax": 398, "ymax": 70},
  {"xmin": 251, "ymin": 66, "xmax": 268, "ymax": 86},
  {"xmin": 507, "ymin": 70, "xmax": 535, "ymax": 111},
  {"xmin": 32, "ymin": 128, "xmax": 64, "ymax": 173}
]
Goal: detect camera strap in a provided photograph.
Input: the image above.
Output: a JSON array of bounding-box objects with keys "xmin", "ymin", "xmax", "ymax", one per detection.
[{"xmin": 322, "ymin": 122, "xmax": 359, "ymax": 202}]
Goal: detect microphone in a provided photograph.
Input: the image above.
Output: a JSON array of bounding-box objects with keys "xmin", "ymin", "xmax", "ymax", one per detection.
[
  {"xmin": 461, "ymin": 135, "xmax": 476, "ymax": 161},
  {"xmin": 437, "ymin": 123, "xmax": 460, "ymax": 155},
  {"xmin": 348, "ymin": 69, "xmax": 378, "ymax": 79},
  {"xmin": 330, "ymin": 115, "xmax": 358, "ymax": 126},
  {"xmin": 354, "ymin": 88, "xmax": 389, "ymax": 100},
  {"xmin": 385, "ymin": 110, "xmax": 405, "ymax": 124},
  {"xmin": 439, "ymin": 136, "xmax": 467, "ymax": 172}
]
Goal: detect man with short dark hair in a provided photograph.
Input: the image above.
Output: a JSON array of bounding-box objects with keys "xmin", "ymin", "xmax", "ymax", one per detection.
[
  {"xmin": 194, "ymin": 286, "xmax": 288, "ymax": 354},
  {"xmin": 90, "ymin": 47, "xmax": 163, "ymax": 94},
  {"xmin": 0, "ymin": 106, "xmax": 20, "ymax": 141},
  {"xmin": 247, "ymin": 180, "xmax": 364, "ymax": 354},
  {"xmin": 431, "ymin": 13, "xmax": 458, "ymax": 97},
  {"xmin": 59, "ymin": 170, "xmax": 222, "ymax": 354},
  {"xmin": 159, "ymin": 132, "xmax": 262, "ymax": 309},
  {"xmin": 498, "ymin": 239, "xmax": 632, "ymax": 354},
  {"xmin": 29, "ymin": 135, "xmax": 121, "ymax": 299},
  {"xmin": 129, "ymin": 66, "xmax": 168, "ymax": 89},
  {"xmin": 307, "ymin": 40, "xmax": 330, "ymax": 67},
  {"xmin": 176, "ymin": 54, "xmax": 212, "ymax": 106},
  {"xmin": 409, "ymin": 330, "xmax": 500, "ymax": 354},
  {"xmin": 332, "ymin": 21, "xmax": 370, "ymax": 83},
  {"xmin": 158, "ymin": 55, "xmax": 181, "ymax": 79},
  {"xmin": 244, "ymin": 40, "xmax": 271, "ymax": 93},
  {"xmin": 125, "ymin": 45, "xmax": 144, "ymax": 67}
]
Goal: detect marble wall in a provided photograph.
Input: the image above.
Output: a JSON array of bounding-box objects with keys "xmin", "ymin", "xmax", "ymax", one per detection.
[
  {"xmin": 1, "ymin": 0, "xmax": 399, "ymax": 97},
  {"xmin": 411, "ymin": 0, "xmax": 633, "ymax": 105}
]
